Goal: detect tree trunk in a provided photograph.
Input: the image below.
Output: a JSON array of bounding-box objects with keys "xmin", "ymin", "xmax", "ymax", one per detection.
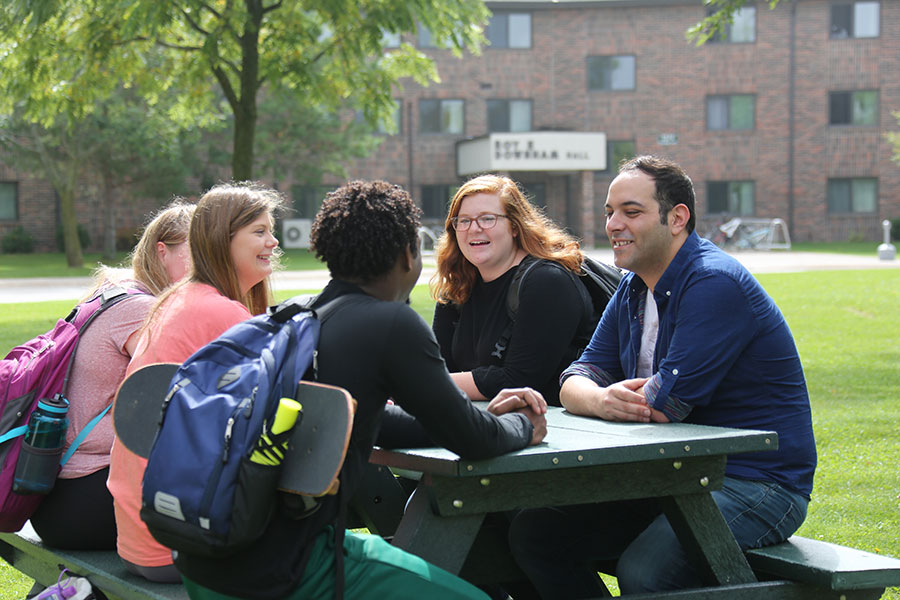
[
  {"xmin": 59, "ymin": 186, "xmax": 84, "ymax": 268},
  {"xmin": 101, "ymin": 174, "xmax": 117, "ymax": 262},
  {"xmin": 230, "ymin": 1, "xmax": 263, "ymax": 181}
]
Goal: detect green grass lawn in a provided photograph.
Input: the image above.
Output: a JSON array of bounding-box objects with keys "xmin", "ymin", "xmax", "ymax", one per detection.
[{"xmin": 1, "ymin": 269, "xmax": 898, "ymax": 599}]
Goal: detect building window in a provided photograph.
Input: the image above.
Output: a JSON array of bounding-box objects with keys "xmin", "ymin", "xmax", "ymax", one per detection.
[
  {"xmin": 587, "ymin": 55, "xmax": 635, "ymax": 91},
  {"xmin": 830, "ymin": 2, "xmax": 879, "ymax": 38},
  {"xmin": 421, "ymin": 185, "xmax": 456, "ymax": 220},
  {"xmin": 0, "ymin": 182, "xmax": 17, "ymax": 221},
  {"xmin": 707, "ymin": 181, "xmax": 755, "ymax": 215},
  {"xmin": 707, "ymin": 95, "xmax": 755, "ymax": 130},
  {"xmin": 382, "ymin": 31, "xmax": 402, "ymax": 48},
  {"xmin": 486, "ymin": 12, "xmax": 531, "ymax": 48},
  {"xmin": 419, "ymin": 99, "xmax": 464, "ymax": 134},
  {"xmin": 829, "ymin": 91, "xmax": 878, "ymax": 125},
  {"xmin": 602, "ymin": 140, "xmax": 636, "ymax": 173},
  {"xmin": 487, "ymin": 99, "xmax": 532, "ymax": 132},
  {"xmin": 827, "ymin": 178, "xmax": 877, "ymax": 213},
  {"xmin": 290, "ymin": 185, "xmax": 334, "ymax": 219},
  {"xmin": 521, "ymin": 182, "xmax": 546, "ymax": 209},
  {"xmin": 708, "ymin": 5, "xmax": 756, "ymax": 43}
]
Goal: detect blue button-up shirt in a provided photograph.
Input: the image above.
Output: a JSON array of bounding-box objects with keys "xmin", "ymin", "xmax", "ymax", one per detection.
[{"xmin": 563, "ymin": 232, "xmax": 816, "ymax": 497}]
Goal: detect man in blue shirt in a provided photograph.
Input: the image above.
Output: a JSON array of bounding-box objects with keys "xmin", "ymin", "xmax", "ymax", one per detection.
[{"xmin": 509, "ymin": 156, "xmax": 816, "ymax": 598}]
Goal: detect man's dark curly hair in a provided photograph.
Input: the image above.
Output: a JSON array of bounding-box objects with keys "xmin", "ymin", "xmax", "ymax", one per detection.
[{"xmin": 310, "ymin": 180, "xmax": 422, "ymax": 283}]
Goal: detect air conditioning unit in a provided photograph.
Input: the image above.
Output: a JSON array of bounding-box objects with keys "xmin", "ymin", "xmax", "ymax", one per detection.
[{"xmin": 282, "ymin": 219, "xmax": 312, "ymax": 249}]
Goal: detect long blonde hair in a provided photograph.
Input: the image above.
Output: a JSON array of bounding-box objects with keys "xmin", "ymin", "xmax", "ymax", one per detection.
[
  {"xmin": 431, "ymin": 174, "xmax": 583, "ymax": 305},
  {"xmin": 131, "ymin": 200, "xmax": 195, "ymax": 295},
  {"xmin": 152, "ymin": 182, "xmax": 285, "ymax": 317},
  {"xmin": 80, "ymin": 200, "xmax": 194, "ymax": 301}
]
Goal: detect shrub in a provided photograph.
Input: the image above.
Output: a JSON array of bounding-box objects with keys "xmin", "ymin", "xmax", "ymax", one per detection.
[
  {"xmin": 56, "ymin": 223, "xmax": 91, "ymax": 252},
  {"xmin": 1, "ymin": 226, "xmax": 35, "ymax": 254}
]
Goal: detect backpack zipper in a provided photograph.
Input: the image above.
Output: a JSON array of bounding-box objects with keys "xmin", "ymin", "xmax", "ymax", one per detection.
[{"xmin": 199, "ymin": 395, "xmax": 252, "ymax": 524}]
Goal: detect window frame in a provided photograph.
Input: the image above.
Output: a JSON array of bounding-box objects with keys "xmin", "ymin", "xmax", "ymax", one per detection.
[
  {"xmin": 706, "ymin": 180, "xmax": 756, "ymax": 215},
  {"xmin": 601, "ymin": 140, "xmax": 637, "ymax": 174},
  {"xmin": 830, "ymin": 1, "xmax": 880, "ymax": 39},
  {"xmin": 828, "ymin": 90, "xmax": 879, "ymax": 126},
  {"xmin": 418, "ymin": 99, "xmax": 465, "ymax": 135},
  {"xmin": 420, "ymin": 184, "xmax": 458, "ymax": 221},
  {"xmin": 485, "ymin": 11, "xmax": 532, "ymax": 49},
  {"xmin": 706, "ymin": 94, "xmax": 756, "ymax": 131},
  {"xmin": 826, "ymin": 177, "xmax": 878, "ymax": 214},
  {"xmin": 707, "ymin": 5, "xmax": 757, "ymax": 43},
  {"xmin": 586, "ymin": 55, "xmax": 636, "ymax": 91},
  {"xmin": 0, "ymin": 181, "xmax": 18, "ymax": 221},
  {"xmin": 486, "ymin": 98, "xmax": 533, "ymax": 133},
  {"xmin": 290, "ymin": 184, "xmax": 335, "ymax": 219}
]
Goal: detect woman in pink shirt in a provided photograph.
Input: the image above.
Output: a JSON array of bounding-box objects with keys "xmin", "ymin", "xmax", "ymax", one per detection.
[
  {"xmin": 108, "ymin": 182, "xmax": 284, "ymax": 583},
  {"xmin": 29, "ymin": 200, "xmax": 195, "ymax": 551}
]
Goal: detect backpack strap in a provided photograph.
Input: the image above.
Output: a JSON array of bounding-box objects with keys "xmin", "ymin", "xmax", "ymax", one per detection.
[
  {"xmin": 55, "ymin": 286, "xmax": 147, "ymax": 465},
  {"xmin": 492, "ymin": 256, "xmax": 578, "ymax": 363}
]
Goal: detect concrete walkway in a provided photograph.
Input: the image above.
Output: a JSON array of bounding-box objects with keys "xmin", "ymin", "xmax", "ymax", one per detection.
[{"xmin": 0, "ymin": 248, "xmax": 897, "ymax": 305}]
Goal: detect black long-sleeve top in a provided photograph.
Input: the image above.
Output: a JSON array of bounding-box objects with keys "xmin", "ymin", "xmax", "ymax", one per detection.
[
  {"xmin": 432, "ymin": 260, "xmax": 591, "ymax": 406},
  {"xmin": 176, "ymin": 280, "xmax": 533, "ymax": 599}
]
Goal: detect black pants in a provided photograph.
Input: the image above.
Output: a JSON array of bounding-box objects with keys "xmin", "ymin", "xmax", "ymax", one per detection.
[{"xmin": 30, "ymin": 467, "xmax": 117, "ymax": 550}]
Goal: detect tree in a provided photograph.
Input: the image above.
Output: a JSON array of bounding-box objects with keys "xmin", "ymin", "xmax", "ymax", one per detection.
[
  {"xmin": 0, "ymin": 91, "xmax": 202, "ymax": 266},
  {"xmin": 0, "ymin": 0, "xmax": 490, "ymax": 181}
]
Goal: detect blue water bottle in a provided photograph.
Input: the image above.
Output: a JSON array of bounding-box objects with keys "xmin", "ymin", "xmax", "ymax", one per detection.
[{"xmin": 12, "ymin": 395, "xmax": 69, "ymax": 495}]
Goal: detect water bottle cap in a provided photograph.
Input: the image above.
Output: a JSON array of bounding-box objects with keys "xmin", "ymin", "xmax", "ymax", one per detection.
[{"xmin": 37, "ymin": 396, "xmax": 69, "ymax": 414}]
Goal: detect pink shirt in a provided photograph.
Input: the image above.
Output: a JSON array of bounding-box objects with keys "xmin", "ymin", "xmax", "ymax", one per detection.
[
  {"xmin": 108, "ymin": 282, "xmax": 251, "ymax": 567},
  {"xmin": 61, "ymin": 290, "xmax": 154, "ymax": 478}
]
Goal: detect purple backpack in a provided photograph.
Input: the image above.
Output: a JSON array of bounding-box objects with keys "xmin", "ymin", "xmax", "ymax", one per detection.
[{"xmin": 0, "ymin": 286, "xmax": 141, "ymax": 532}]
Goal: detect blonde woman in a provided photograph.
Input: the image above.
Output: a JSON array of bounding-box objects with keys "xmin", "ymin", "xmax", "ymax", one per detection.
[
  {"xmin": 108, "ymin": 182, "xmax": 284, "ymax": 583},
  {"xmin": 29, "ymin": 200, "xmax": 194, "ymax": 551}
]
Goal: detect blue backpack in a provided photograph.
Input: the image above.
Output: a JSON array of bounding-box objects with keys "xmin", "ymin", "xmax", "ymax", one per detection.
[{"xmin": 140, "ymin": 298, "xmax": 320, "ymax": 558}]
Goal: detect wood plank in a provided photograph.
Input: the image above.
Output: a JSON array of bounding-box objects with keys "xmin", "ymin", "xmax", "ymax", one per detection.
[
  {"xmin": 390, "ymin": 483, "xmax": 484, "ymax": 574},
  {"xmin": 427, "ymin": 456, "xmax": 726, "ymax": 516},
  {"xmin": 372, "ymin": 408, "xmax": 777, "ymax": 477},
  {"xmin": 747, "ymin": 536, "xmax": 900, "ymax": 591},
  {"xmin": 623, "ymin": 580, "xmax": 884, "ymax": 600},
  {"xmin": 660, "ymin": 493, "xmax": 757, "ymax": 586},
  {"xmin": 0, "ymin": 528, "xmax": 187, "ymax": 600}
]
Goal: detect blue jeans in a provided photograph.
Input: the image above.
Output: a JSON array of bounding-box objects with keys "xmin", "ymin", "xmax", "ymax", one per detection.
[{"xmin": 508, "ymin": 477, "xmax": 808, "ymax": 599}]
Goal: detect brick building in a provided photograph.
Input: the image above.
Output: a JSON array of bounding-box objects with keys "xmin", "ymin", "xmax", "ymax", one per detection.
[
  {"xmin": 2, "ymin": 0, "xmax": 898, "ymax": 250},
  {"xmin": 311, "ymin": 0, "xmax": 899, "ymax": 245}
]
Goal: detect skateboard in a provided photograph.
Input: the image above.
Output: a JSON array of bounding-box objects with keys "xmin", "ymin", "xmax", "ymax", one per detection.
[{"xmin": 113, "ymin": 363, "xmax": 354, "ymax": 497}]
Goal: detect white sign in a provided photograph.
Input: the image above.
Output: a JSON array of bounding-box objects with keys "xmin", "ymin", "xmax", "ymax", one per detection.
[
  {"xmin": 657, "ymin": 133, "xmax": 679, "ymax": 146},
  {"xmin": 457, "ymin": 132, "xmax": 606, "ymax": 175},
  {"xmin": 282, "ymin": 219, "xmax": 312, "ymax": 249}
]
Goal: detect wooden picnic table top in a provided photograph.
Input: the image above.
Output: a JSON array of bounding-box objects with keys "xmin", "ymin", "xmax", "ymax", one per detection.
[{"xmin": 371, "ymin": 406, "xmax": 777, "ymax": 477}]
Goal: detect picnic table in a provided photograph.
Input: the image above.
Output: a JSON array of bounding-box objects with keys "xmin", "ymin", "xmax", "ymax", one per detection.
[{"xmin": 371, "ymin": 406, "xmax": 774, "ymax": 594}]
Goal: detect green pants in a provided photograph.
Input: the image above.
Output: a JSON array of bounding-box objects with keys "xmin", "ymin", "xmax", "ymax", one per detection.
[{"xmin": 181, "ymin": 527, "xmax": 489, "ymax": 600}]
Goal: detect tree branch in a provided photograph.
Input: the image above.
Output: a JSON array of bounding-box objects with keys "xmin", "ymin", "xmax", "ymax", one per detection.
[
  {"xmin": 212, "ymin": 63, "xmax": 239, "ymax": 112},
  {"xmin": 178, "ymin": 6, "xmax": 211, "ymax": 36},
  {"xmin": 155, "ymin": 39, "xmax": 204, "ymax": 52},
  {"xmin": 263, "ymin": 1, "xmax": 282, "ymax": 14}
]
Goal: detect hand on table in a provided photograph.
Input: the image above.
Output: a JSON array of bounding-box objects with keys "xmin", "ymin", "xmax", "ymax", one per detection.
[{"xmin": 487, "ymin": 387, "xmax": 548, "ymax": 446}]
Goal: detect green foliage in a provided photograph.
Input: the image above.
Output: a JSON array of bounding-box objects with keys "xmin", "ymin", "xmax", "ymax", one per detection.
[
  {"xmin": 55, "ymin": 223, "xmax": 90, "ymax": 253},
  {"xmin": 1, "ymin": 226, "xmax": 35, "ymax": 254},
  {"xmin": 686, "ymin": 0, "xmax": 781, "ymax": 45},
  {"xmin": 0, "ymin": 0, "xmax": 490, "ymax": 179}
]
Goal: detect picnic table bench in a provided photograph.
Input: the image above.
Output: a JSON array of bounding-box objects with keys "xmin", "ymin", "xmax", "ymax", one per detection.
[{"xmin": 0, "ymin": 522, "xmax": 187, "ymax": 600}]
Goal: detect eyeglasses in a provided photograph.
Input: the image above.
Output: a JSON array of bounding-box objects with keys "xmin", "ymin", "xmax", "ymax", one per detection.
[{"xmin": 450, "ymin": 214, "xmax": 508, "ymax": 231}]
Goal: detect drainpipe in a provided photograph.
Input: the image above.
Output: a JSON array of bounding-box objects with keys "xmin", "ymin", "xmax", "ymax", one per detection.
[{"xmin": 787, "ymin": 0, "xmax": 796, "ymax": 240}]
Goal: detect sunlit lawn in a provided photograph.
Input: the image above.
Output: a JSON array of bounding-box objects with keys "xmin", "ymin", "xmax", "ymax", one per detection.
[{"xmin": 1, "ymin": 269, "xmax": 898, "ymax": 599}]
